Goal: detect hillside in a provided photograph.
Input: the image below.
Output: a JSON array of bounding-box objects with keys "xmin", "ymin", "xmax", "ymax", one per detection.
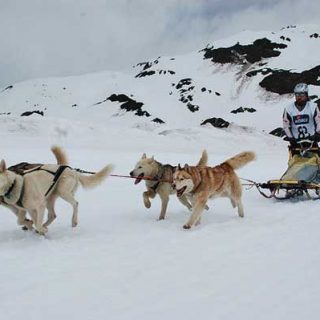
[{"xmin": 1, "ymin": 24, "xmax": 319, "ymax": 137}]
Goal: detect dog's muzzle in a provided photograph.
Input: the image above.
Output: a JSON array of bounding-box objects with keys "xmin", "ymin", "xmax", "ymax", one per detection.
[
  {"xmin": 176, "ymin": 186, "xmax": 187, "ymax": 197},
  {"xmin": 130, "ymin": 171, "xmax": 144, "ymax": 185}
]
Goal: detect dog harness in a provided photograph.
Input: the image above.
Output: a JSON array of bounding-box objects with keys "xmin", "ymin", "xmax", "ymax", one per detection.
[
  {"xmin": 149, "ymin": 163, "xmax": 174, "ymax": 191},
  {"xmin": 4, "ymin": 163, "xmax": 70, "ymax": 207}
]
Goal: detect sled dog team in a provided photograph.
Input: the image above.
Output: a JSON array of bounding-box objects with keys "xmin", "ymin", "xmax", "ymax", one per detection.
[{"xmin": 0, "ymin": 146, "xmax": 255, "ymax": 234}]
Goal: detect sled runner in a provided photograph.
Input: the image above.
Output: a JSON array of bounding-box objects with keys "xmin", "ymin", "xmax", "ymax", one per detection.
[{"xmin": 248, "ymin": 179, "xmax": 320, "ymax": 200}]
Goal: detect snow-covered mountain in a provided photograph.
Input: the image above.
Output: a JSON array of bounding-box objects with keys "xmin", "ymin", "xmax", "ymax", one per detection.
[
  {"xmin": 1, "ymin": 24, "xmax": 319, "ymax": 137},
  {"xmin": 1, "ymin": 25, "xmax": 320, "ymax": 320}
]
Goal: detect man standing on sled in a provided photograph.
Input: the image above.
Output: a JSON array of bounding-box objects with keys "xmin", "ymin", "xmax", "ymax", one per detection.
[
  {"xmin": 282, "ymin": 83, "xmax": 320, "ymax": 182},
  {"xmin": 283, "ymin": 83, "xmax": 320, "ymax": 148}
]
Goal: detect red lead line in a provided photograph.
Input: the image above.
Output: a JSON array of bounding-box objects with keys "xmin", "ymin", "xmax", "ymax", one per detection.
[{"xmin": 110, "ymin": 174, "xmax": 172, "ymax": 183}]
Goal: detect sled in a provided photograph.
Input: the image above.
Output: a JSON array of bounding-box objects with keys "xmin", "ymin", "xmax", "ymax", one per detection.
[
  {"xmin": 249, "ymin": 179, "xmax": 320, "ymax": 200},
  {"xmin": 244, "ymin": 139, "xmax": 320, "ymax": 200}
]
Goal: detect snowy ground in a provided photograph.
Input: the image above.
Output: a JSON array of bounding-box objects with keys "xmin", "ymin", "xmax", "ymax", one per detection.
[{"xmin": 1, "ymin": 118, "xmax": 320, "ymax": 320}]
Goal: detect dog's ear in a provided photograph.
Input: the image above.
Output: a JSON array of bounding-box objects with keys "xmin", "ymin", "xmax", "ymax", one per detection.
[
  {"xmin": 141, "ymin": 153, "xmax": 146, "ymax": 159},
  {"xmin": 183, "ymin": 163, "xmax": 189, "ymax": 170},
  {"xmin": 178, "ymin": 163, "xmax": 182, "ymax": 170},
  {"xmin": 0, "ymin": 159, "xmax": 6, "ymax": 172}
]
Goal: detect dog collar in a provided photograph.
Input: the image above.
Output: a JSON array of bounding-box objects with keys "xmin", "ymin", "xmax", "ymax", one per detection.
[{"xmin": 4, "ymin": 179, "xmax": 16, "ymax": 199}]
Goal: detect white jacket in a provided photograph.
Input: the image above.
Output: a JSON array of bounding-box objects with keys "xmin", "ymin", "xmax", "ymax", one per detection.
[{"xmin": 283, "ymin": 101, "xmax": 320, "ymax": 139}]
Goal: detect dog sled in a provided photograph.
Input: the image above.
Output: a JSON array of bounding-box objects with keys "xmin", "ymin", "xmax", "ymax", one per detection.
[{"xmin": 244, "ymin": 139, "xmax": 320, "ymax": 200}]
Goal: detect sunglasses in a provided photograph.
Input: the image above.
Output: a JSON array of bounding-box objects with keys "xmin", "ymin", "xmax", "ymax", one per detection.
[{"xmin": 295, "ymin": 93, "xmax": 307, "ymax": 97}]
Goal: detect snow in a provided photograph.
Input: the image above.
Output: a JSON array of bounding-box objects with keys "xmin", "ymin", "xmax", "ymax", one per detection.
[{"xmin": 1, "ymin": 24, "xmax": 320, "ymax": 320}]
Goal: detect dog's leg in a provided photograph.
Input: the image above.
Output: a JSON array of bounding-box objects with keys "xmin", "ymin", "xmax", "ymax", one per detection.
[
  {"xmin": 231, "ymin": 178, "xmax": 244, "ymax": 217},
  {"xmin": 158, "ymin": 193, "xmax": 169, "ymax": 220},
  {"xmin": 17, "ymin": 210, "xmax": 33, "ymax": 230},
  {"xmin": 32, "ymin": 205, "xmax": 47, "ymax": 235},
  {"xmin": 43, "ymin": 195, "xmax": 57, "ymax": 228},
  {"xmin": 178, "ymin": 195, "xmax": 192, "ymax": 211},
  {"xmin": 236, "ymin": 199, "xmax": 244, "ymax": 218},
  {"xmin": 143, "ymin": 189, "xmax": 156, "ymax": 209},
  {"xmin": 183, "ymin": 194, "xmax": 208, "ymax": 229},
  {"xmin": 195, "ymin": 217, "xmax": 201, "ymax": 226},
  {"xmin": 60, "ymin": 193, "xmax": 79, "ymax": 227},
  {"xmin": 4, "ymin": 204, "xmax": 33, "ymax": 231},
  {"xmin": 190, "ymin": 197, "xmax": 209, "ymax": 211}
]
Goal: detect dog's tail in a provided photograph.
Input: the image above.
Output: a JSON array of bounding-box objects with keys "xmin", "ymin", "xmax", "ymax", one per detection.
[
  {"xmin": 196, "ymin": 149, "xmax": 208, "ymax": 166},
  {"xmin": 79, "ymin": 164, "xmax": 114, "ymax": 189},
  {"xmin": 51, "ymin": 145, "xmax": 68, "ymax": 165},
  {"xmin": 224, "ymin": 151, "xmax": 256, "ymax": 170}
]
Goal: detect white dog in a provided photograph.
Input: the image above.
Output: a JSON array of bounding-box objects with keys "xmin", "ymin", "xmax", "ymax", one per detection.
[
  {"xmin": 0, "ymin": 146, "xmax": 68, "ymax": 230},
  {"xmin": 0, "ymin": 147, "xmax": 114, "ymax": 234}
]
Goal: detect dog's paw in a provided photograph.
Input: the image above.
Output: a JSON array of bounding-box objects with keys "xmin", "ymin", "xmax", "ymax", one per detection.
[
  {"xmin": 183, "ymin": 224, "xmax": 191, "ymax": 229},
  {"xmin": 24, "ymin": 220, "xmax": 34, "ymax": 230},
  {"xmin": 144, "ymin": 199, "xmax": 151, "ymax": 208},
  {"xmin": 72, "ymin": 221, "xmax": 78, "ymax": 227},
  {"xmin": 36, "ymin": 226, "xmax": 48, "ymax": 235}
]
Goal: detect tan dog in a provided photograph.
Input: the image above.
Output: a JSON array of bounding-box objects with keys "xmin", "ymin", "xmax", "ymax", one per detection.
[
  {"xmin": 0, "ymin": 147, "xmax": 114, "ymax": 234},
  {"xmin": 130, "ymin": 150, "xmax": 208, "ymax": 220},
  {"xmin": 0, "ymin": 146, "xmax": 68, "ymax": 231},
  {"xmin": 173, "ymin": 151, "xmax": 256, "ymax": 229}
]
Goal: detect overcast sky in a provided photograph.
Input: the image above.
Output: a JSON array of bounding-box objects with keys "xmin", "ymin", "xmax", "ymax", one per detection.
[{"xmin": 1, "ymin": 0, "xmax": 320, "ymax": 88}]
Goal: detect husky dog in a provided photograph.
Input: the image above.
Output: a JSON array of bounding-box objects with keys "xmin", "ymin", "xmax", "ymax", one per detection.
[
  {"xmin": 173, "ymin": 151, "xmax": 256, "ymax": 229},
  {"xmin": 0, "ymin": 146, "xmax": 68, "ymax": 231},
  {"xmin": 130, "ymin": 150, "xmax": 208, "ymax": 220},
  {"xmin": 0, "ymin": 147, "xmax": 113, "ymax": 234}
]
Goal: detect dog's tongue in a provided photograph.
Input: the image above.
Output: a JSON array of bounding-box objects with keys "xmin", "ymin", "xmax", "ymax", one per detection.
[
  {"xmin": 134, "ymin": 174, "xmax": 144, "ymax": 184},
  {"xmin": 177, "ymin": 186, "xmax": 186, "ymax": 197}
]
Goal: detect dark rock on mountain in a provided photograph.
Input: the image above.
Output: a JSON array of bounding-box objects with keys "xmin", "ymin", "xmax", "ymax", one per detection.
[
  {"xmin": 1, "ymin": 85, "xmax": 13, "ymax": 92},
  {"xmin": 201, "ymin": 117, "xmax": 230, "ymax": 128},
  {"xmin": 175, "ymin": 78, "xmax": 192, "ymax": 90},
  {"xmin": 280, "ymin": 36, "xmax": 291, "ymax": 42},
  {"xmin": 187, "ymin": 103, "xmax": 199, "ymax": 112},
  {"xmin": 258, "ymin": 65, "xmax": 320, "ymax": 94},
  {"xmin": 269, "ymin": 127, "xmax": 285, "ymax": 137},
  {"xmin": 21, "ymin": 110, "xmax": 44, "ymax": 117},
  {"xmin": 105, "ymin": 94, "xmax": 129, "ymax": 103},
  {"xmin": 136, "ymin": 69, "xmax": 176, "ymax": 78},
  {"xmin": 152, "ymin": 118, "xmax": 165, "ymax": 124},
  {"xmin": 202, "ymin": 38, "xmax": 287, "ymax": 64},
  {"xmin": 135, "ymin": 70, "xmax": 156, "ymax": 78},
  {"xmin": 231, "ymin": 107, "xmax": 256, "ymax": 114},
  {"xmin": 106, "ymin": 94, "xmax": 151, "ymax": 117}
]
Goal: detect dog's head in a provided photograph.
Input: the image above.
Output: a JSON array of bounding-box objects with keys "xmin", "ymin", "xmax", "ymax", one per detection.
[
  {"xmin": 130, "ymin": 153, "xmax": 156, "ymax": 185},
  {"xmin": 172, "ymin": 164, "xmax": 195, "ymax": 197},
  {"xmin": 0, "ymin": 160, "xmax": 10, "ymax": 195}
]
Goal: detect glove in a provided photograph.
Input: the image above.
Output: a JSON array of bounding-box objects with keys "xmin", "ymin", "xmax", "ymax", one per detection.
[
  {"xmin": 305, "ymin": 134, "xmax": 320, "ymax": 142},
  {"xmin": 283, "ymin": 136, "xmax": 295, "ymax": 143},
  {"xmin": 315, "ymin": 132, "xmax": 320, "ymax": 142},
  {"xmin": 308, "ymin": 135, "xmax": 315, "ymax": 142}
]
